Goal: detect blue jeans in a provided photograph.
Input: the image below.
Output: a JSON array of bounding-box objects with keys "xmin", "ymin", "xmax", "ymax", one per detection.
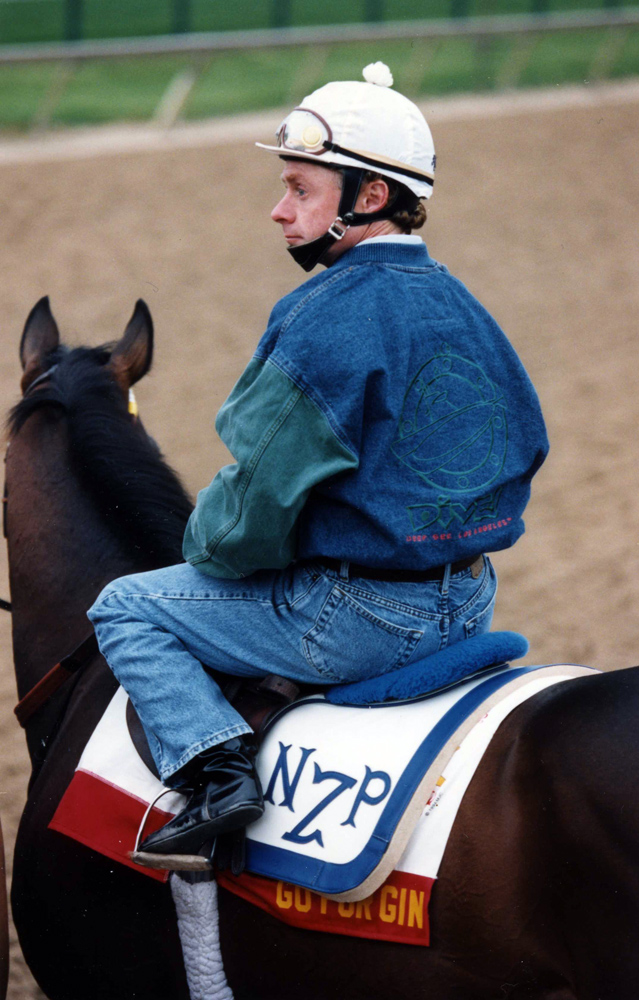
[{"xmin": 88, "ymin": 557, "xmax": 497, "ymax": 785}]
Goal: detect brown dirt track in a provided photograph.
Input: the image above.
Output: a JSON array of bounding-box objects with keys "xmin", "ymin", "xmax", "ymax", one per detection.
[{"xmin": 0, "ymin": 84, "xmax": 638, "ymax": 997}]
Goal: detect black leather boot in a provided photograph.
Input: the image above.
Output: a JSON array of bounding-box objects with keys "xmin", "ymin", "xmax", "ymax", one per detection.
[{"xmin": 139, "ymin": 735, "xmax": 264, "ymax": 858}]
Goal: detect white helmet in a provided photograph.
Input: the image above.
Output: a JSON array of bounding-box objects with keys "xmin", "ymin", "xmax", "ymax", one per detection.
[
  {"xmin": 257, "ymin": 62, "xmax": 435, "ymax": 200},
  {"xmin": 257, "ymin": 64, "xmax": 436, "ymax": 271}
]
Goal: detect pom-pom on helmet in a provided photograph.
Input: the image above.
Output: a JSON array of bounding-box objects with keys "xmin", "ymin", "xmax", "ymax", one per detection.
[{"xmin": 257, "ymin": 63, "xmax": 436, "ymax": 271}]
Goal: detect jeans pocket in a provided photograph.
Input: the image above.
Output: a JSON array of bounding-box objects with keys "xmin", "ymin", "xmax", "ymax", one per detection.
[
  {"xmin": 302, "ymin": 586, "xmax": 423, "ymax": 682},
  {"xmin": 464, "ymin": 588, "xmax": 497, "ymax": 639}
]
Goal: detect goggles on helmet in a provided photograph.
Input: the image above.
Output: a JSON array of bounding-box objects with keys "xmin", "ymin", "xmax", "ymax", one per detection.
[{"xmin": 276, "ymin": 109, "xmax": 332, "ymax": 156}]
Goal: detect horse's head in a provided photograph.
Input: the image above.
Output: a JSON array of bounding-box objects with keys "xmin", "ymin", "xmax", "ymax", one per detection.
[
  {"xmin": 19, "ymin": 295, "xmax": 154, "ymax": 402},
  {"xmin": 6, "ymin": 298, "xmax": 192, "ymax": 645}
]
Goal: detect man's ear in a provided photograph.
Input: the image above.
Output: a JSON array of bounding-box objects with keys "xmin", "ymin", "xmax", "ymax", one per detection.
[
  {"xmin": 20, "ymin": 296, "xmax": 60, "ymax": 393},
  {"xmin": 109, "ymin": 300, "xmax": 154, "ymax": 390},
  {"xmin": 358, "ymin": 178, "xmax": 391, "ymax": 214}
]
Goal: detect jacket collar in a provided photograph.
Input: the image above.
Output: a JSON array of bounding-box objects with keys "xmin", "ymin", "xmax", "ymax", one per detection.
[{"xmin": 330, "ymin": 239, "xmax": 435, "ymax": 270}]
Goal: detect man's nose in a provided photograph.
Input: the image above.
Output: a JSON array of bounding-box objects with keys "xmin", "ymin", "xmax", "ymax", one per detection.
[{"xmin": 271, "ymin": 192, "xmax": 293, "ymax": 224}]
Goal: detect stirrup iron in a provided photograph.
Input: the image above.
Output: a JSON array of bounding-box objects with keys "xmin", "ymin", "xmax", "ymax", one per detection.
[{"xmin": 128, "ymin": 789, "xmax": 214, "ymax": 872}]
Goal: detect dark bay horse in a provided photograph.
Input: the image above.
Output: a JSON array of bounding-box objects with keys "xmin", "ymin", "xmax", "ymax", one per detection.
[{"xmin": 6, "ymin": 297, "xmax": 639, "ymax": 1000}]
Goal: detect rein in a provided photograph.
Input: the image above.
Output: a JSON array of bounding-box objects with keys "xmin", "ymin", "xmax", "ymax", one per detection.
[
  {"xmin": 14, "ymin": 633, "xmax": 99, "ymax": 728},
  {"xmin": 1, "ymin": 477, "xmax": 10, "ymax": 611}
]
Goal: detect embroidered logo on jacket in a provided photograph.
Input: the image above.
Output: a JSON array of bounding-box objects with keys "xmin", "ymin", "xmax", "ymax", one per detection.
[{"xmin": 392, "ymin": 344, "xmax": 508, "ymax": 531}]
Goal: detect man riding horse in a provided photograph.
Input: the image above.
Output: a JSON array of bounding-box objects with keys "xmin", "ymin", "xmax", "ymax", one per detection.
[{"xmin": 88, "ymin": 62, "xmax": 548, "ymax": 869}]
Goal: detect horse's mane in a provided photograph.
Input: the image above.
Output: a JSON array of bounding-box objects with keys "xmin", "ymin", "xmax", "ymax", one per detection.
[{"xmin": 8, "ymin": 344, "xmax": 194, "ymax": 567}]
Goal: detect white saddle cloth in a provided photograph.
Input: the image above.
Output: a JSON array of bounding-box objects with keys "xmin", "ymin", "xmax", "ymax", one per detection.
[{"xmin": 50, "ymin": 662, "xmax": 595, "ymax": 901}]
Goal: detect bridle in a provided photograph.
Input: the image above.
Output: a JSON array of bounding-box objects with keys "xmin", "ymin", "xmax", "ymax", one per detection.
[{"xmin": 3, "ymin": 364, "xmax": 139, "ymax": 728}]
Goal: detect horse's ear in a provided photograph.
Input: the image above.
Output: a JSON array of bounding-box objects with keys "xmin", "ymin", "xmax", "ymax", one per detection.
[
  {"xmin": 20, "ymin": 296, "xmax": 60, "ymax": 391},
  {"xmin": 109, "ymin": 299, "xmax": 154, "ymax": 389}
]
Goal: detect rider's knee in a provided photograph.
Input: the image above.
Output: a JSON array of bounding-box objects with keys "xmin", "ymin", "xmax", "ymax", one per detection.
[{"xmin": 88, "ymin": 574, "xmax": 139, "ymax": 622}]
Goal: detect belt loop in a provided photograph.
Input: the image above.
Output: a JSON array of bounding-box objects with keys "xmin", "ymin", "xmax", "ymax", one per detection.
[
  {"xmin": 339, "ymin": 560, "xmax": 349, "ymax": 581},
  {"xmin": 441, "ymin": 562, "xmax": 452, "ymax": 596},
  {"xmin": 471, "ymin": 554, "xmax": 484, "ymax": 579}
]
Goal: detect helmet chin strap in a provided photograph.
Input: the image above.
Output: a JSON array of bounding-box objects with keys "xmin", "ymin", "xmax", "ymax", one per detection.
[{"xmin": 287, "ymin": 167, "xmax": 405, "ymax": 273}]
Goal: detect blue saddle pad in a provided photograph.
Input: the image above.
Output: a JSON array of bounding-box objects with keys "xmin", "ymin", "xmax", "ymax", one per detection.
[{"xmin": 326, "ymin": 630, "xmax": 529, "ymax": 706}]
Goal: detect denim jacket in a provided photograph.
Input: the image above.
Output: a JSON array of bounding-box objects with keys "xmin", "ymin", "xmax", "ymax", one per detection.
[{"xmin": 184, "ymin": 241, "xmax": 549, "ymax": 578}]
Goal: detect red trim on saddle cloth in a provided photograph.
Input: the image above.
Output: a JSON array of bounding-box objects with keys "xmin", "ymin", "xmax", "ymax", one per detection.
[
  {"xmin": 48, "ymin": 768, "xmax": 171, "ymax": 884},
  {"xmin": 216, "ymin": 868, "xmax": 435, "ymax": 946}
]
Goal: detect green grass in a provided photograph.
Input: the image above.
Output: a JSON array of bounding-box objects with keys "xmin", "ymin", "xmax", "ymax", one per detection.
[
  {"xmin": 186, "ymin": 48, "xmax": 306, "ymax": 118},
  {"xmin": 519, "ymin": 28, "xmax": 605, "ymax": 83},
  {"xmin": 0, "ymin": 62, "xmax": 58, "ymax": 124},
  {"xmin": 0, "ymin": 29, "xmax": 637, "ymax": 130},
  {"xmin": 54, "ymin": 55, "xmax": 192, "ymax": 124},
  {"xmin": 612, "ymin": 22, "xmax": 639, "ymax": 73}
]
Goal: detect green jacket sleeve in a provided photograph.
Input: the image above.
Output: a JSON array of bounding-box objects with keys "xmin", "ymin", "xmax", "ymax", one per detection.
[{"xmin": 182, "ymin": 357, "xmax": 358, "ymax": 578}]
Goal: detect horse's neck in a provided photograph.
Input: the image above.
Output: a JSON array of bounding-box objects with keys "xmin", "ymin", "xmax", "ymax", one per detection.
[{"xmin": 7, "ymin": 415, "xmax": 138, "ymax": 700}]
